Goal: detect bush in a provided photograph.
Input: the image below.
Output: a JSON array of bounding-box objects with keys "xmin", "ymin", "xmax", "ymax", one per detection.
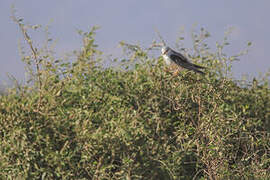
[{"xmin": 0, "ymin": 14, "xmax": 269, "ymax": 179}]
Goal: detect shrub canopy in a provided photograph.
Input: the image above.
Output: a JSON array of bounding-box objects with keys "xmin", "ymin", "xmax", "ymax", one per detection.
[{"xmin": 0, "ymin": 17, "xmax": 269, "ymax": 179}]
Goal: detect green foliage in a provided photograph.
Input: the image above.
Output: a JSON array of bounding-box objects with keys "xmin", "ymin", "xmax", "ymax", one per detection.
[{"xmin": 0, "ymin": 13, "xmax": 269, "ymax": 179}]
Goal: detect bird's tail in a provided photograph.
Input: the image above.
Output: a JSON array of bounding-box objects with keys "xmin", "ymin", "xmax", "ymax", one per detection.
[
  {"xmin": 192, "ymin": 63, "xmax": 206, "ymax": 69},
  {"xmin": 181, "ymin": 64, "xmax": 205, "ymax": 75},
  {"xmin": 192, "ymin": 68, "xmax": 205, "ymax": 75}
]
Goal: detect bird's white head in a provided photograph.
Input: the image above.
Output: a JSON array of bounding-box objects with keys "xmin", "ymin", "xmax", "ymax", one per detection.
[{"xmin": 161, "ymin": 46, "xmax": 170, "ymax": 55}]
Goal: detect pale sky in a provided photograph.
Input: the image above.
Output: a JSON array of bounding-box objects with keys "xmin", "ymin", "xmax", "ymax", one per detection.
[{"xmin": 1, "ymin": 1, "xmax": 269, "ymax": 84}]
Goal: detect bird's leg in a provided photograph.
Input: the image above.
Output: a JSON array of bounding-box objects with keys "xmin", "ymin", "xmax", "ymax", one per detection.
[
  {"xmin": 172, "ymin": 69, "xmax": 179, "ymax": 77},
  {"xmin": 171, "ymin": 64, "xmax": 180, "ymax": 77}
]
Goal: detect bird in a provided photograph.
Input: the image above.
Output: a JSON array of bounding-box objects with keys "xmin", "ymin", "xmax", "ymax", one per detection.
[{"xmin": 161, "ymin": 46, "xmax": 205, "ymax": 75}]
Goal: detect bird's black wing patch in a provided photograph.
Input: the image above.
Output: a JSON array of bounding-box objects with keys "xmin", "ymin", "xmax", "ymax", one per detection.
[
  {"xmin": 169, "ymin": 54, "xmax": 189, "ymax": 66},
  {"xmin": 170, "ymin": 52, "xmax": 206, "ymax": 69},
  {"xmin": 170, "ymin": 54, "xmax": 205, "ymax": 74},
  {"xmin": 170, "ymin": 50, "xmax": 190, "ymax": 63}
]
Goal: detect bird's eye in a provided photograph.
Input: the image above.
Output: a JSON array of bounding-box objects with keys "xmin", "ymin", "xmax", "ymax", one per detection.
[{"xmin": 164, "ymin": 48, "xmax": 169, "ymax": 54}]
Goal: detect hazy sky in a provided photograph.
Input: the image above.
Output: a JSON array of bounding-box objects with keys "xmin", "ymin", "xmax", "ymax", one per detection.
[{"xmin": 1, "ymin": 1, "xmax": 269, "ymax": 84}]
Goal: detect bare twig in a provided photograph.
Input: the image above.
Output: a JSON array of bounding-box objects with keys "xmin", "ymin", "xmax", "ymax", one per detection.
[
  {"xmin": 154, "ymin": 28, "xmax": 166, "ymax": 46},
  {"xmin": 146, "ymin": 40, "xmax": 163, "ymax": 51},
  {"xmin": 11, "ymin": 8, "xmax": 42, "ymax": 108}
]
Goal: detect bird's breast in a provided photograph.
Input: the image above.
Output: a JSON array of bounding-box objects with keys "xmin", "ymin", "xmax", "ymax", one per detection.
[{"xmin": 163, "ymin": 55, "xmax": 171, "ymax": 65}]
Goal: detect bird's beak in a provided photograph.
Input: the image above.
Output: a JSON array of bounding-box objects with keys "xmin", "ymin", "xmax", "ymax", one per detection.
[{"xmin": 162, "ymin": 48, "xmax": 169, "ymax": 55}]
